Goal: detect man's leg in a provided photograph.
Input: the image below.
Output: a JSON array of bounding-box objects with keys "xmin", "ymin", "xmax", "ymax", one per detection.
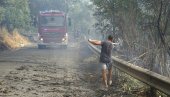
[
  {"xmin": 108, "ymin": 65, "xmax": 113, "ymax": 85},
  {"xmin": 102, "ymin": 64, "xmax": 108, "ymax": 87}
]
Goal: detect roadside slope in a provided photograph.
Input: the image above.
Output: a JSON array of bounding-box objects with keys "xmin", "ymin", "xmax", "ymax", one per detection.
[{"xmin": 0, "ymin": 28, "xmax": 30, "ymax": 50}]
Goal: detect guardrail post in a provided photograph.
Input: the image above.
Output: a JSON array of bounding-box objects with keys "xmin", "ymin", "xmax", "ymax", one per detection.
[
  {"xmin": 148, "ymin": 87, "xmax": 156, "ymax": 97},
  {"xmin": 113, "ymin": 67, "xmax": 118, "ymax": 81}
]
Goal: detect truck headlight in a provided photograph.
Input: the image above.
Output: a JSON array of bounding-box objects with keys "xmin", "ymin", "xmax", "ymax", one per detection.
[
  {"xmin": 40, "ymin": 38, "xmax": 43, "ymax": 41},
  {"xmin": 65, "ymin": 33, "xmax": 68, "ymax": 37},
  {"xmin": 62, "ymin": 33, "xmax": 68, "ymax": 42},
  {"xmin": 62, "ymin": 38, "xmax": 65, "ymax": 41}
]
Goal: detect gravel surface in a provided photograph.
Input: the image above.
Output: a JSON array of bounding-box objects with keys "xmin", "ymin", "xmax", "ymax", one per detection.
[
  {"xmin": 0, "ymin": 37, "xmax": 111, "ymax": 97},
  {"xmin": 0, "ymin": 36, "xmax": 147, "ymax": 97}
]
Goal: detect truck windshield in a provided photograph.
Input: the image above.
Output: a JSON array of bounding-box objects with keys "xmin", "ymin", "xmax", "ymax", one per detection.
[{"xmin": 39, "ymin": 16, "xmax": 65, "ymax": 27}]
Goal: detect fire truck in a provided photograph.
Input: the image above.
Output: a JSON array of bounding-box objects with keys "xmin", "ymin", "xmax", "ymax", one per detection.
[{"xmin": 37, "ymin": 10, "xmax": 68, "ymax": 49}]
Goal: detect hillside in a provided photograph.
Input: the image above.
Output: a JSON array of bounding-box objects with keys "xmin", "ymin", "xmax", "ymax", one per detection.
[{"xmin": 0, "ymin": 28, "xmax": 30, "ymax": 50}]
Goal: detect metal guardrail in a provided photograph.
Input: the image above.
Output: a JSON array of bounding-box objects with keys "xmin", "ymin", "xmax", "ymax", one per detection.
[{"xmin": 88, "ymin": 42, "xmax": 170, "ymax": 96}]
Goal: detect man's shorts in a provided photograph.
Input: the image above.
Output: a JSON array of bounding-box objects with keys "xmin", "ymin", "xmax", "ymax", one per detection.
[{"xmin": 100, "ymin": 62, "xmax": 112, "ymax": 70}]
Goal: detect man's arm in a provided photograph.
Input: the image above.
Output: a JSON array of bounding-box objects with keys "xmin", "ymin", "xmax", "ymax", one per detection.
[
  {"xmin": 112, "ymin": 43, "xmax": 119, "ymax": 45},
  {"xmin": 88, "ymin": 39, "xmax": 102, "ymax": 45}
]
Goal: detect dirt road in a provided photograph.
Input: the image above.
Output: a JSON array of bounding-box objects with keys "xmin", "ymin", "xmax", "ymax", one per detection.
[{"xmin": 0, "ymin": 37, "xmax": 110, "ymax": 97}]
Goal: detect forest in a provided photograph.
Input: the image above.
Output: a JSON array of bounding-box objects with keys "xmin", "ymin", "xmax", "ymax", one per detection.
[
  {"xmin": 0, "ymin": 0, "xmax": 170, "ymax": 76},
  {"xmin": 91, "ymin": 0, "xmax": 170, "ymax": 77}
]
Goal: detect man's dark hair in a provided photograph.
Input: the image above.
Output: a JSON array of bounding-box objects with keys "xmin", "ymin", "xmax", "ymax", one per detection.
[{"xmin": 108, "ymin": 35, "xmax": 113, "ymax": 41}]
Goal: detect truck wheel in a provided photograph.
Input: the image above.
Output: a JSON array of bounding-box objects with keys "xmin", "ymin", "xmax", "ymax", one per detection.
[
  {"xmin": 38, "ymin": 44, "xmax": 43, "ymax": 49},
  {"xmin": 38, "ymin": 44, "xmax": 46, "ymax": 49},
  {"xmin": 61, "ymin": 45, "xmax": 67, "ymax": 49},
  {"xmin": 64, "ymin": 45, "xmax": 67, "ymax": 49}
]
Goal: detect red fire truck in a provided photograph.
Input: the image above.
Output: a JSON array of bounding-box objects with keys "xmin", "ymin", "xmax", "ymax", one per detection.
[{"xmin": 37, "ymin": 10, "xmax": 68, "ymax": 49}]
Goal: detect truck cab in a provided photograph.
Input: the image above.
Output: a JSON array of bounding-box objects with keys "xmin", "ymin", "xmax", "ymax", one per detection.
[{"xmin": 37, "ymin": 10, "xmax": 68, "ymax": 49}]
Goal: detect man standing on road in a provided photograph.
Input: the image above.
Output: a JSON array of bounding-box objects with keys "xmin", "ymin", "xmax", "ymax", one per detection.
[{"xmin": 88, "ymin": 35, "xmax": 117, "ymax": 89}]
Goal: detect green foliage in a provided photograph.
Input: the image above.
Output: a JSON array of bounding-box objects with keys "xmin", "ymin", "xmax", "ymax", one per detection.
[
  {"xmin": 92, "ymin": 0, "xmax": 170, "ymax": 75},
  {"xmin": 0, "ymin": 0, "xmax": 31, "ymax": 31},
  {"xmin": 0, "ymin": 7, "xmax": 5, "ymax": 23},
  {"xmin": 68, "ymin": 0, "xmax": 95, "ymax": 33},
  {"xmin": 29, "ymin": 0, "xmax": 68, "ymax": 16},
  {"xmin": 0, "ymin": 0, "xmax": 6, "ymax": 24}
]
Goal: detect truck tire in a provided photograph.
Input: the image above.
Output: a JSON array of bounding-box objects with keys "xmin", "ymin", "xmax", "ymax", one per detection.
[
  {"xmin": 64, "ymin": 45, "xmax": 67, "ymax": 49},
  {"xmin": 38, "ymin": 44, "xmax": 46, "ymax": 49},
  {"xmin": 61, "ymin": 45, "xmax": 67, "ymax": 49}
]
